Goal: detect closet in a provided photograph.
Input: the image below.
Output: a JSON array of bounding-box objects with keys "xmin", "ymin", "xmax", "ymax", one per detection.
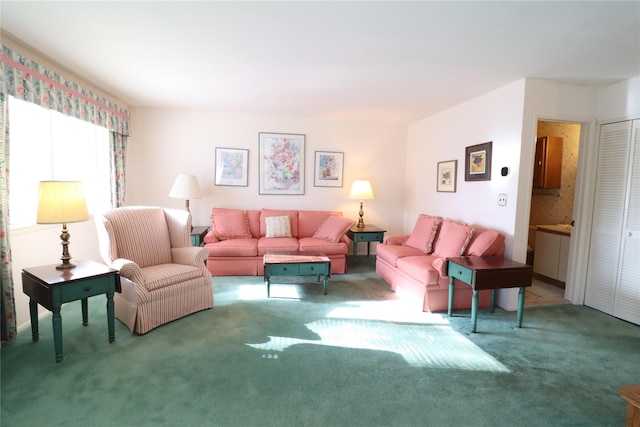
[{"xmin": 584, "ymin": 119, "xmax": 639, "ymax": 325}]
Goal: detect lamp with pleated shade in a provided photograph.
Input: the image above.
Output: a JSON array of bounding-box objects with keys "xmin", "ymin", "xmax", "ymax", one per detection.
[{"xmin": 37, "ymin": 181, "xmax": 90, "ymax": 270}]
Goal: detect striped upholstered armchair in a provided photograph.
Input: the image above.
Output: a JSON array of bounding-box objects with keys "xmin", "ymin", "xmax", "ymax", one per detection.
[{"xmin": 96, "ymin": 206, "xmax": 213, "ymax": 334}]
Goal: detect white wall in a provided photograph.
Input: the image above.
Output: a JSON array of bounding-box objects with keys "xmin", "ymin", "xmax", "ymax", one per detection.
[
  {"xmin": 405, "ymin": 80, "xmax": 527, "ymax": 252},
  {"xmin": 126, "ymin": 108, "xmax": 408, "ymax": 236},
  {"xmin": 596, "ymin": 76, "xmax": 640, "ymax": 121}
]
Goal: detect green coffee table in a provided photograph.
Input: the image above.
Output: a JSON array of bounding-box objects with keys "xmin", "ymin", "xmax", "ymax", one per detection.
[{"xmin": 263, "ymin": 251, "xmax": 331, "ymax": 297}]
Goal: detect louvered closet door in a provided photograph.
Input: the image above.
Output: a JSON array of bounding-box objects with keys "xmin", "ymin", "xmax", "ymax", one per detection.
[
  {"xmin": 614, "ymin": 120, "xmax": 639, "ymax": 324},
  {"xmin": 585, "ymin": 120, "xmax": 640, "ymax": 325}
]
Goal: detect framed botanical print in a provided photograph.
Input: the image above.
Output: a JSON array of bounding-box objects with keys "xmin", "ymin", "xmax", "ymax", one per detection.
[
  {"xmin": 215, "ymin": 147, "xmax": 249, "ymax": 186},
  {"xmin": 258, "ymin": 132, "xmax": 305, "ymax": 195},
  {"xmin": 314, "ymin": 151, "xmax": 344, "ymax": 187},
  {"xmin": 437, "ymin": 160, "xmax": 457, "ymax": 192},
  {"xmin": 465, "ymin": 141, "xmax": 492, "ymax": 181}
]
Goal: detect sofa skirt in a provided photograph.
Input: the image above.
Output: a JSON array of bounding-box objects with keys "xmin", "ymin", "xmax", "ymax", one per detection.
[{"xmin": 376, "ymin": 256, "xmax": 490, "ymax": 313}]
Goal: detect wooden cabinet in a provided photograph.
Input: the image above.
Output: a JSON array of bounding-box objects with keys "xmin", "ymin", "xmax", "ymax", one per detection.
[
  {"xmin": 533, "ymin": 230, "xmax": 570, "ymax": 281},
  {"xmin": 533, "ymin": 136, "xmax": 563, "ymax": 188}
]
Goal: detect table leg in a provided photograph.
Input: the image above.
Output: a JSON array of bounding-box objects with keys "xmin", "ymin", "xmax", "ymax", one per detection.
[
  {"xmin": 322, "ymin": 275, "xmax": 328, "ymax": 295},
  {"xmin": 367, "ymin": 242, "xmax": 371, "ymax": 257},
  {"xmin": 266, "ymin": 275, "xmax": 271, "ymax": 298},
  {"xmin": 448, "ymin": 276, "xmax": 455, "ymax": 316},
  {"xmin": 517, "ymin": 287, "xmax": 526, "ymax": 328},
  {"xmin": 471, "ymin": 290, "xmax": 479, "ymax": 333},
  {"xmin": 490, "ymin": 289, "xmax": 496, "ymax": 313},
  {"xmin": 352, "ymin": 242, "xmax": 358, "ymax": 261},
  {"xmin": 106, "ymin": 292, "xmax": 115, "ymax": 343},
  {"xmin": 29, "ymin": 300, "xmax": 39, "ymax": 342},
  {"xmin": 52, "ymin": 307, "xmax": 63, "ymax": 363},
  {"xmin": 82, "ymin": 298, "xmax": 89, "ymax": 326}
]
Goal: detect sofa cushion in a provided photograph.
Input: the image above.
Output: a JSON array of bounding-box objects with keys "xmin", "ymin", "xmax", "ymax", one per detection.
[
  {"xmin": 396, "ymin": 256, "xmax": 440, "ymax": 286},
  {"xmin": 212, "ymin": 209, "xmax": 252, "ymax": 240},
  {"xmin": 298, "ymin": 210, "xmax": 337, "ymax": 238},
  {"xmin": 258, "ymin": 237, "xmax": 299, "ymax": 255},
  {"xmin": 313, "ymin": 215, "xmax": 354, "ymax": 243},
  {"xmin": 376, "ymin": 243, "xmax": 425, "ymax": 267},
  {"xmin": 298, "ymin": 237, "xmax": 349, "ymax": 255},
  {"xmin": 404, "ymin": 214, "xmax": 442, "ymax": 253},
  {"xmin": 465, "ymin": 229, "xmax": 505, "ymax": 256},
  {"xmin": 265, "ymin": 215, "xmax": 293, "ymax": 238},
  {"xmin": 432, "ymin": 220, "xmax": 475, "ymax": 257},
  {"xmin": 261, "ymin": 209, "xmax": 299, "ymax": 237},
  {"xmin": 206, "ymin": 238, "xmax": 259, "ymax": 257}
]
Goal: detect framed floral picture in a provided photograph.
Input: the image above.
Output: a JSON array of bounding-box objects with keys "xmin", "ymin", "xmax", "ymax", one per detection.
[
  {"xmin": 465, "ymin": 141, "xmax": 492, "ymax": 181},
  {"xmin": 314, "ymin": 151, "xmax": 344, "ymax": 187},
  {"xmin": 437, "ymin": 160, "xmax": 457, "ymax": 192},
  {"xmin": 215, "ymin": 147, "xmax": 249, "ymax": 186},
  {"xmin": 258, "ymin": 132, "xmax": 305, "ymax": 195}
]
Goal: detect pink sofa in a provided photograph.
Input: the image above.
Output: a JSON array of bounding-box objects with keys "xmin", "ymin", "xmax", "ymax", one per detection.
[
  {"xmin": 376, "ymin": 215, "xmax": 506, "ymax": 312},
  {"xmin": 204, "ymin": 208, "xmax": 353, "ymax": 276}
]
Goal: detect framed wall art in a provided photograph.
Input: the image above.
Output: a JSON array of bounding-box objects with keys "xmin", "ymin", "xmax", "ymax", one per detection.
[
  {"xmin": 215, "ymin": 147, "xmax": 249, "ymax": 186},
  {"xmin": 314, "ymin": 151, "xmax": 344, "ymax": 187},
  {"xmin": 258, "ymin": 132, "xmax": 305, "ymax": 195},
  {"xmin": 437, "ymin": 160, "xmax": 457, "ymax": 192},
  {"xmin": 465, "ymin": 141, "xmax": 492, "ymax": 181}
]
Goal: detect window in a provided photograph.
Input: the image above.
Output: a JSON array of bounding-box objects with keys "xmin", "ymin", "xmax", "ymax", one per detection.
[{"xmin": 8, "ymin": 96, "xmax": 111, "ymax": 228}]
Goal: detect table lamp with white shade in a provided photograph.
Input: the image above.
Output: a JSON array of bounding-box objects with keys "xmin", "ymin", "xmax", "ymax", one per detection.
[
  {"xmin": 169, "ymin": 174, "xmax": 202, "ymax": 214},
  {"xmin": 348, "ymin": 180, "xmax": 375, "ymax": 228},
  {"xmin": 37, "ymin": 181, "xmax": 90, "ymax": 270}
]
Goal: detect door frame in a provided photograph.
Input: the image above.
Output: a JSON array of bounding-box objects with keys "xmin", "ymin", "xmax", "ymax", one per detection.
[{"xmin": 526, "ymin": 115, "xmax": 598, "ymax": 305}]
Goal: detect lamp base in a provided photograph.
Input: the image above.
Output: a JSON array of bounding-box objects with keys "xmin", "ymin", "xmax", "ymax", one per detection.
[
  {"xmin": 356, "ymin": 201, "xmax": 365, "ymax": 228},
  {"xmin": 56, "ymin": 223, "xmax": 77, "ymax": 270}
]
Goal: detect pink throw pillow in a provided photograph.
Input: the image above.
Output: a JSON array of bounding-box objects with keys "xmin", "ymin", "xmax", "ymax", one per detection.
[
  {"xmin": 465, "ymin": 229, "xmax": 504, "ymax": 256},
  {"xmin": 313, "ymin": 215, "xmax": 354, "ymax": 243},
  {"xmin": 404, "ymin": 215, "xmax": 442, "ymax": 253},
  {"xmin": 431, "ymin": 220, "xmax": 475, "ymax": 257},
  {"xmin": 212, "ymin": 210, "xmax": 252, "ymax": 240}
]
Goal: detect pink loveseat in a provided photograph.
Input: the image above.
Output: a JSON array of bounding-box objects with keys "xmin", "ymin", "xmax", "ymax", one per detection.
[
  {"xmin": 376, "ymin": 215, "xmax": 506, "ymax": 312},
  {"xmin": 203, "ymin": 208, "xmax": 354, "ymax": 276}
]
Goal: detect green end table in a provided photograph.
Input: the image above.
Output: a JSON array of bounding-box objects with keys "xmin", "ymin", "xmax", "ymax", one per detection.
[
  {"xmin": 22, "ymin": 259, "xmax": 121, "ymax": 362},
  {"xmin": 191, "ymin": 226, "xmax": 210, "ymax": 246},
  {"xmin": 346, "ymin": 224, "xmax": 386, "ymax": 261}
]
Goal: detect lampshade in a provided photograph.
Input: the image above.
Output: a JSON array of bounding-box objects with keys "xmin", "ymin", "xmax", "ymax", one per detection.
[
  {"xmin": 348, "ymin": 180, "xmax": 375, "ymax": 200},
  {"xmin": 169, "ymin": 174, "xmax": 202, "ymax": 200},
  {"xmin": 37, "ymin": 181, "xmax": 89, "ymax": 224}
]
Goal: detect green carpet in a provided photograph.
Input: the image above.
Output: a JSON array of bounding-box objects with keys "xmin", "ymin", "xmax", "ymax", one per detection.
[{"xmin": 2, "ymin": 260, "xmax": 639, "ymax": 426}]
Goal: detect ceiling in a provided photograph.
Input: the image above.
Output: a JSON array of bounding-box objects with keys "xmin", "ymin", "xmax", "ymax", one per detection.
[{"xmin": 2, "ymin": 1, "xmax": 639, "ymax": 124}]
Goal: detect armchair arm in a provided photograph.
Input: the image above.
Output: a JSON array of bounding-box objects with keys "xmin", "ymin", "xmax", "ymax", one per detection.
[
  {"xmin": 384, "ymin": 235, "xmax": 409, "ymax": 245},
  {"xmin": 111, "ymin": 258, "xmax": 144, "ymax": 285},
  {"xmin": 172, "ymin": 246, "xmax": 208, "ymax": 267}
]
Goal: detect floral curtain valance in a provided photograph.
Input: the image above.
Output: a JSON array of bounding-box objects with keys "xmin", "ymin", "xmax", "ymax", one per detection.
[{"xmin": 0, "ymin": 45, "xmax": 130, "ymax": 135}]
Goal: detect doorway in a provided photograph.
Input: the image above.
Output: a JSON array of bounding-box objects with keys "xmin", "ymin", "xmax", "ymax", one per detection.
[{"xmin": 525, "ymin": 120, "xmax": 581, "ymax": 306}]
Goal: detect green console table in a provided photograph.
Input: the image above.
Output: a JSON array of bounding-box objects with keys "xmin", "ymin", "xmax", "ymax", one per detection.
[{"xmin": 22, "ymin": 259, "xmax": 121, "ymax": 363}]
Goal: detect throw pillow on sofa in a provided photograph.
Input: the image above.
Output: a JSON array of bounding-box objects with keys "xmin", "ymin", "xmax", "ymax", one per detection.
[
  {"xmin": 265, "ymin": 215, "xmax": 293, "ymax": 238},
  {"xmin": 313, "ymin": 215, "xmax": 354, "ymax": 243},
  {"xmin": 404, "ymin": 214, "xmax": 442, "ymax": 253},
  {"xmin": 431, "ymin": 220, "xmax": 475, "ymax": 257},
  {"xmin": 212, "ymin": 209, "xmax": 252, "ymax": 240}
]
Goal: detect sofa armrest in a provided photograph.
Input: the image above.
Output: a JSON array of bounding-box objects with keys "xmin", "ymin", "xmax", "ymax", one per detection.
[
  {"xmin": 111, "ymin": 258, "xmax": 144, "ymax": 285},
  {"xmin": 431, "ymin": 257, "xmax": 449, "ymax": 279},
  {"xmin": 384, "ymin": 235, "xmax": 409, "ymax": 245},
  {"xmin": 172, "ymin": 246, "xmax": 208, "ymax": 267},
  {"xmin": 339, "ymin": 234, "xmax": 352, "ymax": 245},
  {"xmin": 203, "ymin": 228, "xmax": 220, "ymax": 244}
]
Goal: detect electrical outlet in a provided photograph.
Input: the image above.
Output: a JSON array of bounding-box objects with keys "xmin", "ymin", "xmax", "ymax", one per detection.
[{"xmin": 498, "ymin": 193, "xmax": 507, "ymax": 207}]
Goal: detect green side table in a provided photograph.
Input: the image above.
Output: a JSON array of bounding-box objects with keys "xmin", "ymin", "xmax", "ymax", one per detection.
[
  {"xmin": 346, "ymin": 224, "xmax": 386, "ymax": 261},
  {"xmin": 191, "ymin": 226, "xmax": 210, "ymax": 246}
]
